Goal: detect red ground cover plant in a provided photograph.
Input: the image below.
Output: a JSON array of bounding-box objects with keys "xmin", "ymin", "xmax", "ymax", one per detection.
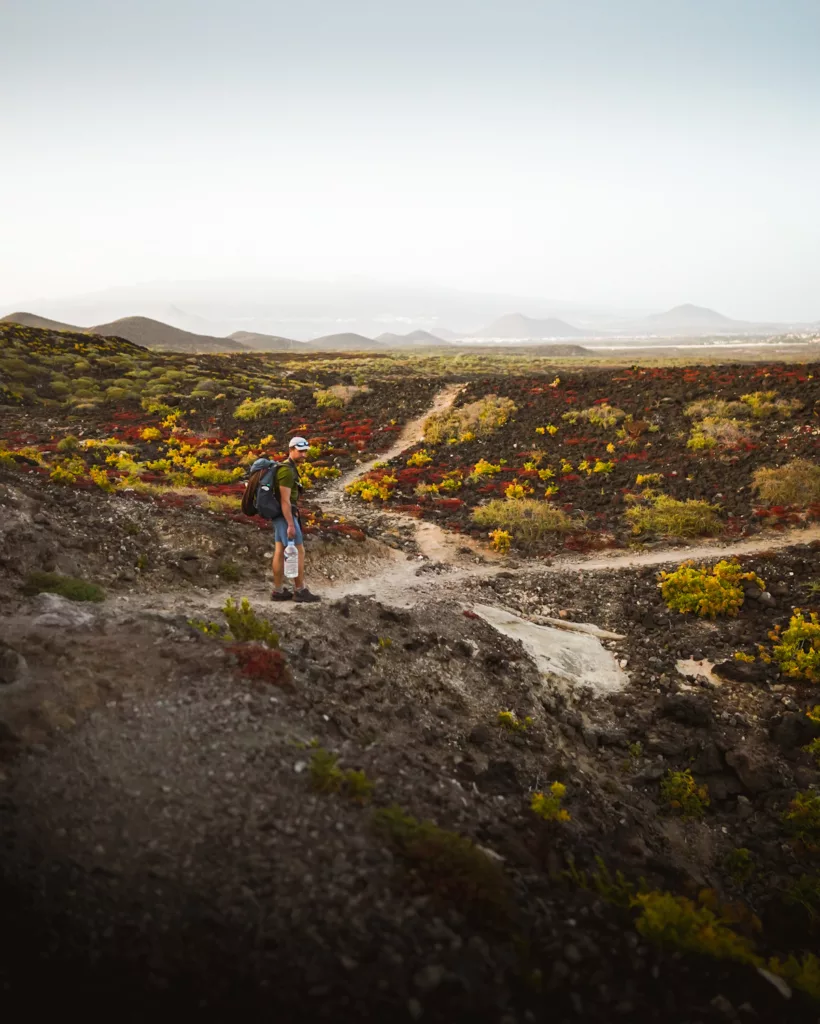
[
  {"xmin": 227, "ymin": 643, "xmax": 293, "ymax": 688},
  {"xmin": 378, "ymin": 363, "xmax": 820, "ymax": 553}
]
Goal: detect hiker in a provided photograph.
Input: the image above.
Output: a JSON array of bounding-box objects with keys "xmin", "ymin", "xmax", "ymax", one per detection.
[{"xmin": 270, "ymin": 436, "xmax": 321, "ymax": 603}]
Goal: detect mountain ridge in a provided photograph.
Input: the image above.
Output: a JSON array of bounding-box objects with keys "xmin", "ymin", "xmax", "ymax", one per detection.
[{"xmin": 469, "ymin": 313, "xmax": 585, "ymax": 340}]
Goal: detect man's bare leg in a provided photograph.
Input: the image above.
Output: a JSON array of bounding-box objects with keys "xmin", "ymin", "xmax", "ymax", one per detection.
[{"xmin": 272, "ymin": 542, "xmax": 285, "ymax": 589}]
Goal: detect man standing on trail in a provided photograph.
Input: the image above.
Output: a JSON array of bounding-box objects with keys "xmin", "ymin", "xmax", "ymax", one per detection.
[{"xmin": 270, "ymin": 437, "xmax": 321, "ymax": 603}]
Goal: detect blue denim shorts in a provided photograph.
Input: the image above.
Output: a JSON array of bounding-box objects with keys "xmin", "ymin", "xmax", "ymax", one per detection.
[{"xmin": 272, "ymin": 516, "xmax": 303, "ymax": 545}]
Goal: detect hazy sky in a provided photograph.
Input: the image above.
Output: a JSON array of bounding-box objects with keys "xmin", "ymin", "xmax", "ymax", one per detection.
[{"xmin": 2, "ymin": 0, "xmax": 819, "ymax": 320}]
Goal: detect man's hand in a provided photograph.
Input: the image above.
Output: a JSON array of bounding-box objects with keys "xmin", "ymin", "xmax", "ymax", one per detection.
[{"xmin": 287, "ymin": 523, "xmax": 296, "ymax": 540}]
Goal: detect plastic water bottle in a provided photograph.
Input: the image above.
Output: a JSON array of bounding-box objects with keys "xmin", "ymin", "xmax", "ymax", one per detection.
[{"xmin": 284, "ymin": 541, "xmax": 299, "ymax": 579}]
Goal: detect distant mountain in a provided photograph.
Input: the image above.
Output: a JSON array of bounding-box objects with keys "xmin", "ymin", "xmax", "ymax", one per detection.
[
  {"xmin": 645, "ymin": 304, "xmax": 739, "ymax": 329},
  {"xmin": 470, "ymin": 313, "xmax": 585, "ymax": 340},
  {"xmin": 429, "ymin": 326, "xmax": 463, "ymax": 341},
  {"xmin": 2, "ymin": 311, "xmax": 82, "ymax": 332},
  {"xmin": 305, "ymin": 332, "xmax": 384, "ymax": 351},
  {"xmin": 229, "ymin": 330, "xmax": 308, "ymax": 352},
  {"xmin": 89, "ymin": 316, "xmax": 246, "ymax": 352},
  {"xmin": 375, "ymin": 329, "xmax": 451, "ymax": 347}
]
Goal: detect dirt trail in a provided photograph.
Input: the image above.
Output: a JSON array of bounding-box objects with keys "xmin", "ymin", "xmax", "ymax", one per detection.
[
  {"xmin": 326, "ymin": 383, "xmax": 465, "ymax": 495},
  {"xmin": 114, "ymin": 384, "xmax": 820, "ymax": 617}
]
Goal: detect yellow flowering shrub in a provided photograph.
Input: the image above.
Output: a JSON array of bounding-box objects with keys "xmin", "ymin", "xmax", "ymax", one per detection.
[
  {"xmin": 769, "ymin": 611, "xmax": 820, "ymax": 683},
  {"xmin": 531, "ymin": 782, "xmax": 570, "ymax": 822},
  {"xmin": 489, "ymin": 529, "xmax": 512, "ymax": 554},
  {"xmin": 658, "ymin": 559, "xmax": 764, "ymax": 618},
  {"xmin": 346, "ymin": 474, "xmax": 397, "ymax": 502},
  {"xmin": 661, "ymin": 769, "xmax": 710, "ymax": 817},
  {"xmin": 407, "ymin": 449, "xmax": 433, "ymax": 467}
]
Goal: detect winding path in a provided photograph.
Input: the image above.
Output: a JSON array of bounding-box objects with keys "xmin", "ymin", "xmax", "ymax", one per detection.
[{"xmin": 117, "ymin": 385, "xmax": 820, "ymax": 616}]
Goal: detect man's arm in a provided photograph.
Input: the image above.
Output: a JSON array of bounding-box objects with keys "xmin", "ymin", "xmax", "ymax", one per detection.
[{"xmin": 279, "ymin": 484, "xmax": 296, "ymax": 540}]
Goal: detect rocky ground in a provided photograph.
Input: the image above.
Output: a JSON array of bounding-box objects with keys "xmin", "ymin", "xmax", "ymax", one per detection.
[{"xmin": 2, "ymin": 341, "xmax": 820, "ymax": 1022}]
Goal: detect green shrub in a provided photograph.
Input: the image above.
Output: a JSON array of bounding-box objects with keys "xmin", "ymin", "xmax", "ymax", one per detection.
[
  {"xmin": 632, "ymin": 891, "xmax": 757, "ymax": 964},
  {"xmin": 784, "ymin": 874, "xmax": 820, "ymax": 930},
  {"xmin": 752, "ymin": 459, "xmax": 820, "ymax": 507},
  {"xmin": 374, "ymin": 805, "xmax": 511, "ymax": 920},
  {"xmin": 768, "ymin": 953, "xmax": 820, "ymax": 1001},
  {"xmin": 783, "ymin": 790, "xmax": 820, "ymax": 848},
  {"xmin": 685, "ymin": 398, "xmax": 748, "ymax": 420},
  {"xmin": 308, "ymin": 747, "xmax": 374, "ymax": 801},
  {"xmin": 222, "ymin": 597, "xmax": 279, "ymax": 644},
  {"xmin": 22, "ymin": 571, "xmax": 105, "ymax": 603},
  {"xmin": 740, "ymin": 391, "xmax": 802, "ymax": 419},
  {"xmin": 723, "ymin": 847, "xmax": 754, "ymax": 885},
  {"xmin": 472, "ymin": 498, "xmax": 573, "ymax": 549},
  {"xmin": 234, "ymin": 396, "xmax": 295, "ymax": 420},
  {"xmin": 313, "ymin": 389, "xmax": 345, "ymax": 409},
  {"xmin": 216, "ymin": 560, "xmax": 242, "ymax": 582},
  {"xmin": 625, "ymin": 493, "xmax": 722, "ymax": 538},
  {"xmin": 562, "ymin": 403, "xmax": 626, "ymax": 429},
  {"xmin": 687, "ymin": 418, "xmax": 755, "ymax": 450}
]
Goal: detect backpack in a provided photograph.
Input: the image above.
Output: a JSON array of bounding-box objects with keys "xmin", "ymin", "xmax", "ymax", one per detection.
[{"xmin": 241, "ymin": 458, "xmax": 302, "ymax": 519}]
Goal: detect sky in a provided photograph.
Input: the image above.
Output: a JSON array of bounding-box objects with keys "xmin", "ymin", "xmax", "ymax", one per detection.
[{"xmin": 2, "ymin": 0, "xmax": 820, "ymax": 321}]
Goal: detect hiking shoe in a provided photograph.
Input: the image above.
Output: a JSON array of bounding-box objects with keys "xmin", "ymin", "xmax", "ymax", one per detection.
[
  {"xmin": 270, "ymin": 588, "xmax": 293, "ymax": 601},
  {"xmin": 293, "ymin": 587, "xmax": 321, "ymax": 603}
]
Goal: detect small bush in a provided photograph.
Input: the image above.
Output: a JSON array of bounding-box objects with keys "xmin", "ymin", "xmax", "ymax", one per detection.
[
  {"xmin": 783, "ymin": 790, "xmax": 820, "ymax": 848},
  {"xmin": 234, "ymin": 396, "xmax": 295, "ymax": 420},
  {"xmin": 562, "ymin": 403, "xmax": 626, "ymax": 429},
  {"xmin": 189, "ymin": 462, "xmax": 244, "ymax": 485},
  {"xmin": 659, "ymin": 559, "xmax": 764, "ymax": 618},
  {"xmin": 625, "ymin": 493, "xmax": 722, "ymax": 538},
  {"xmin": 687, "ymin": 417, "xmax": 755, "ymax": 450},
  {"xmin": 309, "ymin": 745, "xmax": 373, "ymax": 801},
  {"xmin": 56, "ymin": 435, "xmax": 80, "ymax": 452},
  {"xmin": 223, "ymin": 597, "xmax": 279, "ymax": 645},
  {"xmin": 685, "ymin": 398, "xmax": 748, "ymax": 420},
  {"xmin": 531, "ymin": 781, "xmax": 570, "ymax": 821},
  {"xmin": 89, "ymin": 466, "xmax": 115, "ymax": 492},
  {"xmin": 217, "ymin": 560, "xmax": 242, "ymax": 581},
  {"xmin": 373, "ymin": 805, "xmax": 510, "ymax": 920},
  {"xmin": 661, "ymin": 769, "xmax": 710, "ymax": 817},
  {"xmin": 563, "ymin": 855, "xmax": 640, "ymax": 907},
  {"xmin": 804, "ymin": 737, "xmax": 820, "ymax": 767},
  {"xmin": 424, "ymin": 395, "xmax": 517, "ymax": 444},
  {"xmin": 740, "ymin": 391, "xmax": 802, "ymax": 419},
  {"xmin": 406, "ymin": 449, "xmax": 433, "ymax": 467},
  {"xmin": 632, "ymin": 891, "xmax": 756, "ymax": 964},
  {"xmin": 309, "ymin": 747, "xmax": 344, "ymax": 792},
  {"xmin": 769, "ymin": 611, "xmax": 820, "ymax": 683},
  {"xmin": 346, "ymin": 473, "xmax": 397, "ymax": 502},
  {"xmin": 752, "ymin": 459, "xmax": 820, "ymax": 507},
  {"xmin": 313, "ymin": 389, "xmax": 344, "ymax": 409},
  {"xmin": 489, "ymin": 528, "xmax": 512, "ymax": 554},
  {"xmin": 473, "ymin": 498, "xmax": 574, "ymax": 550},
  {"xmin": 504, "ymin": 479, "xmax": 533, "ymax": 499},
  {"xmin": 723, "ymin": 847, "xmax": 754, "ymax": 886},
  {"xmin": 768, "ymin": 953, "xmax": 820, "ymax": 1001},
  {"xmin": 229, "ymin": 643, "xmax": 290, "ymax": 687},
  {"xmin": 497, "ymin": 709, "xmax": 532, "ymax": 732},
  {"xmin": 22, "ymin": 571, "xmax": 105, "ymax": 603},
  {"xmin": 784, "ymin": 874, "xmax": 820, "ymax": 930}
]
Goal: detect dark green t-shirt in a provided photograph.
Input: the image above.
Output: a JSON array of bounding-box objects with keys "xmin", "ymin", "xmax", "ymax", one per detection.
[{"xmin": 275, "ymin": 460, "xmax": 302, "ymax": 506}]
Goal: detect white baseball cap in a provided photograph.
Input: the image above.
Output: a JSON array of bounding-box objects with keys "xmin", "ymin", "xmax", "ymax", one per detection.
[{"xmin": 288, "ymin": 436, "xmax": 310, "ymax": 450}]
